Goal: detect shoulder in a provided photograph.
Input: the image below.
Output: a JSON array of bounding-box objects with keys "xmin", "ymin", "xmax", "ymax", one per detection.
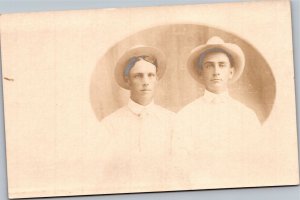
[
  {"xmin": 100, "ymin": 106, "xmax": 128, "ymax": 125},
  {"xmin": 177, "ymin": 98, "xmax": 204, "ymax": 117},
  {"xmin": 153, "ymin": 104, "xmax": 176, "ymax": 119},
  {"xmin": 229, "ymin": 98, "xmax": 260, "ymax": 121},
  {"xmin": 230, "ymin": 98, "xmax": 254, "ymax": 113}
]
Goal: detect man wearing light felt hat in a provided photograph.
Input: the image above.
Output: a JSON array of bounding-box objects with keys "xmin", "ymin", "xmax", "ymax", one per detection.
[
  {"xmin": 173, "ymin": 36, "xmax": 262, "ymax": 187},
  {"xmin": 100, "ymin": 45, "xmax": 175, "ymax": 191}
]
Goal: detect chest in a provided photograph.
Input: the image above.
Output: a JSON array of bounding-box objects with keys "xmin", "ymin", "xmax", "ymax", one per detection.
[{"xmin": 110, "ymin": 114, "xmax": 172, "ymax": 155}]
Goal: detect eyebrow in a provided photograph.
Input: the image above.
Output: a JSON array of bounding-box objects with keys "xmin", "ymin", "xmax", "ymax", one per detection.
[
  {"xmin": 203, "ymin": 61, "xmax": 214, "ymax": 65},
  {"xmin": 132, "ymin": 73, "xmax": 143, "ymax": 75},
  {"xmin": 204, "ymin": 61, "xmax": 228, "ymax": 64},
  {"xmin": 131, "ymin": 72, "xmax": 156, "ymax": 77}
]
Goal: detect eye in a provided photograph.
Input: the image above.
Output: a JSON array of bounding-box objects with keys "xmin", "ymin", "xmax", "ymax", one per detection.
[
  {"xmin": 219, "ymin": 63, "xmax": 227, "ymax": 68},
  {"xmin": 134, "ymin": 74, "xmax": 143, "ymax": 78},
  {"xmin": 204, "ymin": 63, "xmax": 213, "ymax": 68},
  {"xmin": 148, "ymin": 73, "xmax": 156, "ymax": 78}
]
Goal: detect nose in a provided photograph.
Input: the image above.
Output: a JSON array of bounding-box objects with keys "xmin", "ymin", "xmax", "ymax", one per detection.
[
  {"xmin": 142, "ymin": 76, "xmax": 150, "ymax": 85},
  {"xmin": 213, "ymin": 66, "xmax": 220, "ymax": 76}
]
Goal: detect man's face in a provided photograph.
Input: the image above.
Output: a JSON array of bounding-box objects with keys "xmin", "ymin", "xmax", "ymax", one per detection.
[
  {"xmin": 200, "ymin": 52, "xmax": 234, "ymax": 94},
  {"xmin": 126, "ymin": 59, "xmax": 157, "ymax": 100}
]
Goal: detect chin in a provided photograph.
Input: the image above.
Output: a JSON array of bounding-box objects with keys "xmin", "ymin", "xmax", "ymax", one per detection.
[{"xmin": 140, "ymin": 91, "xmax": 153, "ymax": 96}]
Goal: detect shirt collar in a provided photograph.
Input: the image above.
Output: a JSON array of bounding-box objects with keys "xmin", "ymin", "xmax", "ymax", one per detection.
[
  {"xmin": 202, "ymin": 89, "xmax": 230, "ymax": 103},
  {"xmin": 127, "ymin": 98, "xmax": 155, "ymax": 115}
]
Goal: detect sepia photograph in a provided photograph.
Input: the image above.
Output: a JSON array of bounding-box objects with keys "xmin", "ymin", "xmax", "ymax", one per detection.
[{"xmin": 0, "ymin": 0, "xmax": 298, "ymax": 198}]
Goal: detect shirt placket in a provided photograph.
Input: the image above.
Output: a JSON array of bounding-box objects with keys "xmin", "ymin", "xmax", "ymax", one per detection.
[{"xmin": 138, "ymin": 109, "xmax": 149, "ymax": 152}]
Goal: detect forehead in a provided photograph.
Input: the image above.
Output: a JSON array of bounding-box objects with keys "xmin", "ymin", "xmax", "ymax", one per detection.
[
  {"xmin": 129, "ymin": 59, "xmax": 157, "ymax": 74},
  {"xmin": 203, "ymin": 52, "xmax": 230, "ymax": 63}
]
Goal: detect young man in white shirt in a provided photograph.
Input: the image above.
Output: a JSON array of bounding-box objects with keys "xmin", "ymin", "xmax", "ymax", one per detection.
[
  {"xmin": 174, "ymin": 36, "xmax": 262, "ymax": 189},
  {"xmin": 99, "ymin": 46, "xmax": 175, "ymax": 192}
]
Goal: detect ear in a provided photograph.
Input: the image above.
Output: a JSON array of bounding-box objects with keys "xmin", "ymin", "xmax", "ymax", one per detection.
[
  {"xmin": 124, "ymin": 76, "xmax": 131, "ymax": 87},
  {"xmin": 229, "ymin": 67, "xmax": 235, "ymax": 79},
  {"xmin": 197, "ymin": 68, "xmax": 202, "ymax": 78}
]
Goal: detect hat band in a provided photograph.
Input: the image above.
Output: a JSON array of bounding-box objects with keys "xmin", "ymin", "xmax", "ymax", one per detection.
[
  {"xmin": 124, "ymin": 55, "xmax": 158, "ymax": 77},
  {"xmin": 124, "ymin": 57, "xmax": 139, "ymax": 77}
]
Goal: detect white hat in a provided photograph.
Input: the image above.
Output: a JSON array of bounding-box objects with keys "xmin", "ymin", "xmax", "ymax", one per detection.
[
  {"xmin": 114, "ymin": 45, "xmax": 166, "ymax": 90},
  {"xmin": 187, "ymin": 36, "xmax": 245, "ymax": 84}
]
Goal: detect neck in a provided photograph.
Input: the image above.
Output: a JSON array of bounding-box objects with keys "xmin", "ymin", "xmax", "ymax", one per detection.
[
  {"xmin": 206, "ymin": 87, "xmax": 228, "ymax": 94},
  {"xmin": 130, "ymin": 95, "xmax": 153, "ymax": 106}
]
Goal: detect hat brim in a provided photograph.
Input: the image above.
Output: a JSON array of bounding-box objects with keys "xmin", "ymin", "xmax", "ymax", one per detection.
[
  {"xmin": 187, "ymin": 43, "xmax": 245, "ymax": 85},
  {"xmin": 115, "ymin": 45, "xmax": 166, "ymax": 90}
]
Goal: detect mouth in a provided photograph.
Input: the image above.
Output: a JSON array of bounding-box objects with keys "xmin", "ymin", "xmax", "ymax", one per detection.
[
  {"xmin": 141, "ymin": 89, "xmax": 152, "ymax": 92},
  {"xmin": 211, "ymin": 79, "xmax": 222, "ymax": 82}
]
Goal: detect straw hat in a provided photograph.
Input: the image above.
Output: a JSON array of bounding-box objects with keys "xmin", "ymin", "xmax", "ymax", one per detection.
[
  {"xmin": 187, "ymin": 36, "xmax": 245, "ymax": 84},
  {"xmin": 114, "ymin": 45, "xmax": 166, "ymax": 89}
]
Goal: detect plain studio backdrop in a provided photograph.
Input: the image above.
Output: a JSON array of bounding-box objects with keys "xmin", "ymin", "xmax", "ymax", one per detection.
[{"xmin": 90, "ymin": 24, "xmax": 275, "ymax": 123}]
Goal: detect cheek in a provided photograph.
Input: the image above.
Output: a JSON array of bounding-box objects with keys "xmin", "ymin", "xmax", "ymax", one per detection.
[
  {"xmin": 128, "ymin": 79, "xmax": 140, "ymax": 88},
  {"xmin": 220, "ymin": 69, "xmax": 231, "ymax": 77},
  {"xmin": 149, "ymin": 77, "xmax": 157, "ymax": 83},
  {"xmin": 133, "ymin": 80, "xmax": 142, "ymax": 87},
  {"xmin": 202, "ymin": 70, "xmax": 212, "ymax": 80}
]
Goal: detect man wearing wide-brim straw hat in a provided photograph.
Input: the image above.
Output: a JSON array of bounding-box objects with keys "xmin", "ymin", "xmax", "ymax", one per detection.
[
  {"xmin": 173, "ymin": 36, "xmax": 262, "ymax": 188},
  {"xmin": 100, "ymin": 45, "xmax": 175, "ymax": 191}
]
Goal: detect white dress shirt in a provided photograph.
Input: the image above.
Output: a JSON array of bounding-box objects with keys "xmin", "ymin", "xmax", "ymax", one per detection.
[
  {"xmin": 99, "ymin": 99, "xmax": 175, "ymax": 192},
  {"xmin": 173, "ymin": 90, "xmax": 262, "ymax": 188}
]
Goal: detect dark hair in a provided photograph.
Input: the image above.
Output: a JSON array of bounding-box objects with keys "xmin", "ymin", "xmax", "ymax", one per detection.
[
  {"xmin": 197, "ymin": 48, "xmax": 234, "ymax": 70},
  {"xmin": 124, "ymin": 55, "xmax": 157, "ymax": 77}
]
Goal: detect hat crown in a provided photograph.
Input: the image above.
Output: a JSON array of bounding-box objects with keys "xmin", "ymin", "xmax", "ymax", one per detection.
[{"xmin": 206, "ymin": 36, "xmax": 225, "ymax": 45}]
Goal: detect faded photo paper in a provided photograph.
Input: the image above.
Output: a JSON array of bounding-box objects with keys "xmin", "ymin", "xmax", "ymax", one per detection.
[{"xmin": 0, "ymin": 0, "xmax": 299, "ymax": 198}]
